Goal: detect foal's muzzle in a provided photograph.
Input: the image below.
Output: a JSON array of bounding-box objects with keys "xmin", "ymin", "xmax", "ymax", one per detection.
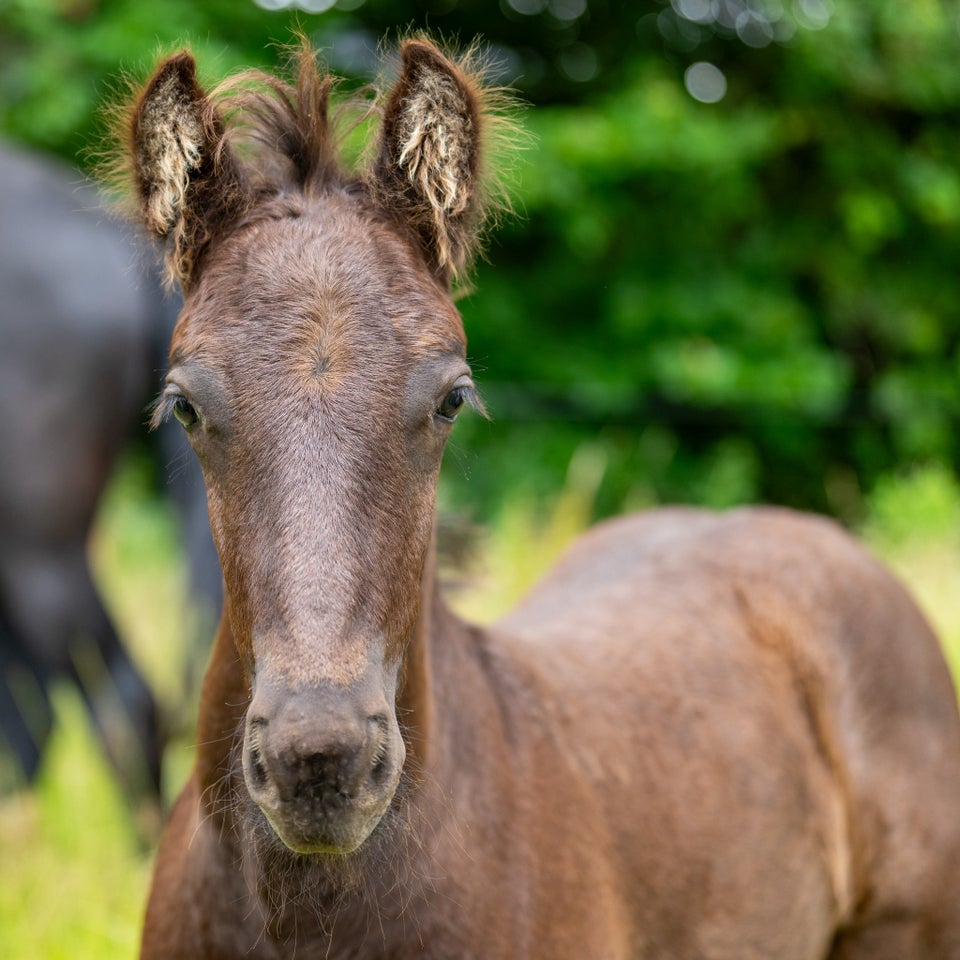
[{"xmin": 243, "ymin": 681, "xmax": 404, "ymax": 855}]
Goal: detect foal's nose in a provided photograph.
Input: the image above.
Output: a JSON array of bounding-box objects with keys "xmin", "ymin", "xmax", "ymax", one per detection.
[
  {"xmin": 242, "ymin": 680, "xmax": 404, "ymax": 854},
  {"xmin": 254, "ymin": 713, "xmax": 386, "ymax": 803},
  {"xmin": 244, "ymin": 688, "xmax": 390, "ymax": 813}
]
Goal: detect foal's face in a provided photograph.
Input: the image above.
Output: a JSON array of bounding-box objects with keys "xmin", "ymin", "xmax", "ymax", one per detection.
[
  {"xmin": 164, "ymin": 195, "xmax": 472, "ymax": 852},
  {"xmin": 128, "ymin": 37, "xmax": 494, "ymax": 855}
]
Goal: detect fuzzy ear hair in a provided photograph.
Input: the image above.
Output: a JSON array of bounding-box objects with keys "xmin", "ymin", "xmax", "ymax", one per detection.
[
  {"xmin": 373, "ymin": 40, "xmax": 486, "ymax": 283},
  {"xmin": 128, "ymin": 52, "xmax": 248, "ymax": 289}
]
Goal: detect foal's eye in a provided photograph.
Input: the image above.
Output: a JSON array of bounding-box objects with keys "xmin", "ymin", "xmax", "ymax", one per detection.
[
  {"xmin": 173, "ymin": 395, "xmax": 199, "ymax": 430},
  {"xmin": 437, "ymin": 387, "xmax": 466, "ymax": 422}
]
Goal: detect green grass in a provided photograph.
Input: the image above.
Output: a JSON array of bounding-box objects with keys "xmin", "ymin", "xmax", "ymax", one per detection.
[
  {"xmin": 1, "ymin": 457, "xmax": 958, "ymax": 958},
  {"xmin": 860, "ymin": 463, "xmax": 960, "ymax": 682},
  {"xmin": 0, "ymin": 690, "xmax": 150, "ymax": 959}
]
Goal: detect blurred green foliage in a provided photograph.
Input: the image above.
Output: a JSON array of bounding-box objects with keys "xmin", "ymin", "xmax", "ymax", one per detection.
[{"xmin": 2, "ymin": 0, "xmax": 959, "ymax": 523}]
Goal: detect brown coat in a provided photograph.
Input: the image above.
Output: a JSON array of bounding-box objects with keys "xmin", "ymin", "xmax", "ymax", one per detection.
[{"xmin": 119, "ymin": 37, "xmax": 960, "ymax": 960}]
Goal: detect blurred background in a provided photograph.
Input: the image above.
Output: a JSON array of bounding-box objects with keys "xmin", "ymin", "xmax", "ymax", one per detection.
[{"xmin": 2, "ymin": 1, "xmax": 960, "ymax": 955}]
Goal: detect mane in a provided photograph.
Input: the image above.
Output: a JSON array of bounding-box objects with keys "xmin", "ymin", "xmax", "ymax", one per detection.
[
  {"xmin": 210, "ymin": 37, "xmax": 370, "ymax": 197},
  {"xmin": 101, "ymin": 34, "xmax": 523, "ymax": 285}
]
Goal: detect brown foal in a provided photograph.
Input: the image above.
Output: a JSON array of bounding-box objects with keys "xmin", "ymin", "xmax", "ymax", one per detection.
[{"xmin": 118, "ymin": 37, "xmax": 960, "ymax": 959}]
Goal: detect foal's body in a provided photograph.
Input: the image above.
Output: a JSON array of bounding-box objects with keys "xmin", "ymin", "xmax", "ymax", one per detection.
[
  {"xmin": 122, "ymin": 37, "xmax": 960, "ymax": 960},
  {"xmin": 147, "ymin": 508, "xmax": 960, "ymax": 959}
]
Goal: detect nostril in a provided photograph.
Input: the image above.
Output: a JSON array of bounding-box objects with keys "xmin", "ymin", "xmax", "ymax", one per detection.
[
  {"xmin": 246, "ymin": 715, "xmax": 270, "ymax": 790},
  {"xmin": 369, "ymin": 740, "xmax": 389, "ymax": 786},
  {"xmin": 370, "ymin": 753, "xmax": 388, "ymax": 785},
  {"xmin": 249, "ymin": 743, "xmax": 269, "ymax": 788},
  {"xmin": 368, "ymin": 714, "xmax": 391, "ymax": 782}
]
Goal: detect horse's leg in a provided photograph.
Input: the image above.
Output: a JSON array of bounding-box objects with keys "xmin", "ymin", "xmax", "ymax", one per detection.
[
  {"xmin": 68, "ymin": 611, "xmax": 165, "ymax": 799},
  {"xmin": 65, "ymin": 558, "xmax": 165, "ymax": 799},
  {"xmin": 0, "ymin": 542, "xmax": 164, "ymax": 799},
  {"xmin": 0, "ymin": 610, "xmax": 53, "ymax": 785}
]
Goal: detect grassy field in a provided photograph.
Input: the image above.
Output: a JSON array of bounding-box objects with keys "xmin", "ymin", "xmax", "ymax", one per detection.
[{"xmin": 1, "ymin": 458, "xmax": 958, "ymax": 958}]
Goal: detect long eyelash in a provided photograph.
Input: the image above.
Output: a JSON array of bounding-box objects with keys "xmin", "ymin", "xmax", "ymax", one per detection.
[
  {"xmin": 148, "ymin": 392, "xmax": 175, "ymax": 431},
  {"xmin": 462, "ymin": 385, "xmax": 490, "ymax": 421}
]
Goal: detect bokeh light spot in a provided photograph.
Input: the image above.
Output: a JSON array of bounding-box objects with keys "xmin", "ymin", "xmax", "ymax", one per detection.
[
  {"xmin": 795, "ymin": 0, "xmax": 833, "ymax": 30},
  {"xmin": 549, "ymin": 0, "xmax": 587, "ymax": 21},
  {"xmin": 505, "ymin": 0, "xmax": 548, "ymax": 15},
  {"xmin": 672, "ymin": 0, "xmax": 713, "ymax": 23},
  {"xmin": 558, "ymin": 43, "xmax": 599, "ymax": 83},
  {"xmin": 736, "ymin": 10, "xmax": 774, "ymax": 47},
  {"xmin": 684, "ymin": 61, "xmax": 727, "ymax": 103}
]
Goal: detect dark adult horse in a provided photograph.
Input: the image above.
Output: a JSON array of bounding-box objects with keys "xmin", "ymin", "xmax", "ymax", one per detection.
[
  {"xmin": 0, "ymin": 141, "xmax": 219, "ymax": 800},
  {"xmin": 124, "ymin": 39, "xmax": 960, "ymax": 958}
]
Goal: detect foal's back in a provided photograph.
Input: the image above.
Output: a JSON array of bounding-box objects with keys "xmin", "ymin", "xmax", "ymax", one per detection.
[{"xmin": 491, "ymin": 507, "xmax": 960, "ymax": 958}]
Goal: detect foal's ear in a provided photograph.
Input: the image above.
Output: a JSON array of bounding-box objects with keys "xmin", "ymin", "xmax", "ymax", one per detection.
[
  {"xmin": 128, "ymin": 52, "xmax": 248, "ymax": 290},
  {"xmin": 373, "ymin": 40, "xmax": 486, "ymax": 284}
]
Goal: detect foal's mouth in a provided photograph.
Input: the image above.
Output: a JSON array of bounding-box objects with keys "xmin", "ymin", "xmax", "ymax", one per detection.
[{"xmin": 254, "ymin": 777, "xmax": 399, "ymax": 856}]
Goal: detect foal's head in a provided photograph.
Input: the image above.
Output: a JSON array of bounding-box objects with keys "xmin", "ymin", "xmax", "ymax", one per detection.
[{"xmin": 122, "ymin": 39, "xmax": 504, "ymax": 856}]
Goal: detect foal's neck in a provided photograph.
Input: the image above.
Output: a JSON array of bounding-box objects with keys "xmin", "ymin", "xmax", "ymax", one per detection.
[
  {"xmin": 395, "ymin": 528, "xmax": 496, "ymax": 776},
  {"xmin": 194, "ymin": 612, "xmax": 248, "ymax": 806}
]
